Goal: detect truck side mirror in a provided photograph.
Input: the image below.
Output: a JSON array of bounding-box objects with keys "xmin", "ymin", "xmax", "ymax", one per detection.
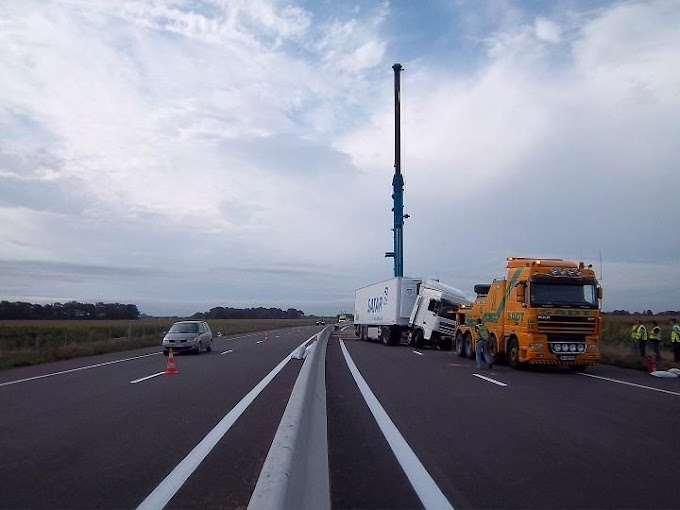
[
  {"xmin": 515, "ymin": 283, "xmax": 526, "ymax": 303},
  {"xmin": 597, "ymin": 287, "xmax": 603, "ymax": 300}
]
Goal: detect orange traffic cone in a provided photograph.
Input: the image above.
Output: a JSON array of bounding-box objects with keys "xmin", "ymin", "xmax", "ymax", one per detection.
[{"xmin": 165, "ymin": 348, "xmax": 179, "ymax": 374}]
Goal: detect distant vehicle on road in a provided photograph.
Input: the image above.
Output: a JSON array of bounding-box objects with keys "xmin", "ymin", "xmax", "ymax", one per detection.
[
  {"xmin": 316, "ymin": 319, "xmax": 326, "ymax": 326},
  {"xmin": 338, "ymin": 314, "xmax": 348, "ymax": 323},
  {"xmin": 162, "ymin": 320, "xmax": 213, "ymax": 355}
]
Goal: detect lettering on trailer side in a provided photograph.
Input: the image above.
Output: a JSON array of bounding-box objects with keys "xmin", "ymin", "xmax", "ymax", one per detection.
[{"xmin": 367, "ymin": 286, "xmax": 389, "ymax": 314}]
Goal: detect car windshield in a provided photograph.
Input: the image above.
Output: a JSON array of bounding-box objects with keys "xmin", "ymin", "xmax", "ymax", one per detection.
[
  {"xmin": 530, "ymin": 282, "xmax": 598, "ymax": 308},
  {"xmin": 438, "ymin": 299, "xmax": 459, "ymax": 319},
  {"xmin": 168, "ymin": 323, "xmax": 199, "ymax": 333}
]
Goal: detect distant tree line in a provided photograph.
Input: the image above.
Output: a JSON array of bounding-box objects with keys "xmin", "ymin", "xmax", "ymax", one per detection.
[
  {"xmin": 604, "ymin": 310, "xmax": 679, "ymax": 316},
  {"xmin": 0, "ymin": 301, "xmax": 141, "ymax": 320},
  {"xmin": 191, "ymin": 306, "xmax": 305, "ymax": 320}
]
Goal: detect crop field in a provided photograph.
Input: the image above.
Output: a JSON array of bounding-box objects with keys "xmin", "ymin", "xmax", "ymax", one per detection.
[{"xmin": 0, "ymin": 318, "xmax": 315, "ymax": 370}]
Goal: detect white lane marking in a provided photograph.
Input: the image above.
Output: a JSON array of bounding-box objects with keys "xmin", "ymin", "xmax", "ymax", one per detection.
[
  {"xmin": 256, "ymin": 340, "xmax": 263, "ymax": 344},
  {"xmin": 472, "ymin": 374, "xmax": 507, "ymax": 387},
  {"xmin": 340, "ymin": 340, "xmax": 454, "ymax": 510},
  {"xmin": 0, "ymin": 352, "xmax": 161, "ymax": 388},
  {"xmin": 130, "ymin": 372, "xmax": 165, "ymax": 384},
  {"xmin": 412, "ymin": 350, "xmax": 424, "ymax": 356},
  {"xmin": 137, "ymin": 338, "xmax": 310, "ymax": 510},
  {"xmin": 220, "ymin": 349, "xmax": 234, "ymax": 355},
  {"xmin": 576, "ymin": 372, "xmax": 680, "ymax": 396}
]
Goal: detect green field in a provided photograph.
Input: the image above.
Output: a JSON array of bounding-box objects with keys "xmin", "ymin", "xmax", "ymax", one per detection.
[{"xmin": 0, "ymin": 318, "xmax": 315, "ymax": 370}]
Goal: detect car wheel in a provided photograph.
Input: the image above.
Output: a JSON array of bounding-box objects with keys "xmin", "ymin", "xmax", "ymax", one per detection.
[
  {"xmin": 194, "ymin": 340, "xmax": 202, "ymax": 355},
  {"xmin": 206, "ymin": 338, "xmax": 213, "ymax": 352}
]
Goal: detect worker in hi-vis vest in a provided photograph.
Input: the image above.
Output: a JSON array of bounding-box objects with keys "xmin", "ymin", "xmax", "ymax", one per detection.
[
  {"xmin": 629, "ymin": 323, "xmax": 639, "ymax": 354},
  {"xmin": 648, "ymin": 321, "xmax": 662, "ymax": 361},
  {"xmin": 671, "ymin": 318, "xmax": 680, "ymax": 362},
  {"xmin": 633, "ymin": 320, "xmax": 648, "ymax": 357}
]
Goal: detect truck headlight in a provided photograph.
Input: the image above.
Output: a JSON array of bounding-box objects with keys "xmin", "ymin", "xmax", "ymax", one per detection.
[
  {"xmin": 554, "ymin": 344, "xmax": 561, "ymax": 352},
  {"xmin": 569, "ymin": 344, "xmax": 577, "ymax": 352},
  {"xmin": 530, "ymin": 343, "xmax": 543, "ymax": 349},
  {"xmin": 577, "ymin": 344, "xmax": 585, "ymax": 353},
  {"xmin": 588, "ymin": 344, "xmax": 599, "ymax": 351}
]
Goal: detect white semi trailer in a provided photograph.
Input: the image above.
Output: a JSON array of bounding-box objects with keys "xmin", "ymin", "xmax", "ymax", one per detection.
[{"xmin": 354, "ymin": 277, "xmax": 470, "ymax": 349}]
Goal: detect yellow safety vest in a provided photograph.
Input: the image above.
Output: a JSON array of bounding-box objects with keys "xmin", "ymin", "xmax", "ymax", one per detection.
[
  {"xmin": 635, "ymin": 324, "xmax": 647, "ymax": 341},
  {"xmin": 672, "ymin": 324, "xmax": 680, "ymax": 342},
  {"xmin": 630, "ymin": 325, "xmax": 638, "ymax": 340},
  {"xmin": 649, "ymin": 326, "xmax": 661, "ymax": 340}
]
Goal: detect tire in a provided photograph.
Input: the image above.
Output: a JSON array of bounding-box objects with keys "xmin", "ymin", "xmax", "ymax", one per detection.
[
  {"xmin": 206, "ymin": 338, "xmax": 213, "ymax": 352},
  {"xmin": 456, "ymin": 332, "xmax": 465, "ymax": 357},
  {"xmin": 508, "ymin": 337, "xmax": 521, "ymax": 369},
  {"xmin": 413, "ymin": 329, "xmax": 424, "ymax": 349},
  {"xmin": 489, "ymin": 335, "xmax": 499, "ymax": 363},
  {"xmin": 381, "ymin": 326, "xmax": 398, "ymax": 346},
  {"xmin": 464, "ymin": 332, "xmax": 474, "ymax": 359},
  {"xmin": 194, "ymin": 340, "xmax": 202, "ymax": 355},
  {"xmin": 360, "ymin": 326, "xmax": 368, "ymax": 341}
]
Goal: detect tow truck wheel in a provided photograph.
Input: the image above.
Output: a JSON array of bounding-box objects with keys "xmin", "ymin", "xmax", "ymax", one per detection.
[
  {"xmin": 455, "ymin": 333, "xmax": 465, "ymax": 357},
  {"xmin": 489, "ymin": 334, "xmax": 499, "ymax": 363},
  {"xmin": 464, "ymin": 332, "xmax": 474, "ymax": 359},
  {"xmin": 508, "ymin": 337, "xmax": 521, "ymax": 369}
]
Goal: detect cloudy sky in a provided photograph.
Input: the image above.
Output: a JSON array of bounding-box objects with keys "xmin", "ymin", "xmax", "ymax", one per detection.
[{"xmin": 1, "ymin": 0, "xmax": 679, "ymax": 316}]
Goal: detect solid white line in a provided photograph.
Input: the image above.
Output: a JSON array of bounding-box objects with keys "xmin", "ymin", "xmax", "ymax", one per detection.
[
  {"xmin": 220, "ymin": 349, "xmax": 234, "ymax": 355},
  {"xmin": 576, "ymin": 372, "xmax": 680, "ymax": 396},
  {"xmin": 339, "ymin": 340, "xmax": 454, "ymax": 510},
  {"xmin": 0, "ymin": 352, "xmax": 161, "ymax": 388},
  {"xmin": 472, "ymin": 374, "xmax": 508, "ymax": 387},
  {"xmin": 136, "ymin": 338, "xmax": 309, "ymax": 510},
  {"xmin": 130, "ymin": 372, "xmax": 165, "ymax": 384},
  {"xmin": 412, "ymin": 350, "xmax": 424, "ymax": 356}
]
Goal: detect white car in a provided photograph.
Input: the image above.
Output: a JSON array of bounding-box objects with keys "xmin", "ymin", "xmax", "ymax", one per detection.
[{"xmin": 162, "ymin": 320, "xmax": 213, "ymax": 355}]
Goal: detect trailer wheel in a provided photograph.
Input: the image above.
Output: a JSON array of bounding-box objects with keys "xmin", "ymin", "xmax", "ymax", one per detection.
[
  {"xmin": 455, "ymin": 332, "xmax": 465, "ymax": 357},
  {"xmin": 381, "ymin": 326, "xmax": 398, "ymax": 346},
  {"xmin": 464, "ymin": 332, "xmax": 474, "ymax": 359},
  {"xmin": 508, "ymin": 337, "xmax": 521, "ymax": 369},
  {"xmin": 359, "ymin": 326, "xmax": 367, "ymax": 341},
  {"xmin": 413, "ymin": 329, "xmax": 424, "ymax": 349}
]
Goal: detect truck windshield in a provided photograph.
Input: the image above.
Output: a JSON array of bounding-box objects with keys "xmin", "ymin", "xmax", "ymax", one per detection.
[
  {"xmin": 438, "ymin": 299, "xmax": 459, "ymax": 319},
  {"xmin": 530, "ymin": 282, "xmax": 598, "ymax": 308}
]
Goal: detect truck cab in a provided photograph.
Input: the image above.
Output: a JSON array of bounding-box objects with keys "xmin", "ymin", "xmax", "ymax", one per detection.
[{"xmin": 408, "ymin": 279, "xmax": 470, "ymax": 350}]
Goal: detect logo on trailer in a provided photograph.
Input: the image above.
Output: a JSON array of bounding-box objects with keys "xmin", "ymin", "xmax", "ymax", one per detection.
[{"xmin": 367, "ymin": 287, "xmax": 389, "ymax": 314}]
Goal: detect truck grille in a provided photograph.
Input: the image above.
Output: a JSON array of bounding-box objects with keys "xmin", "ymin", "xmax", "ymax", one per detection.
[
  {"xmin": 537, "ymin": 315, "xmax": 596, "ymax": 334},
  {"xmin": 438, "ymin": 320, "xmax": 457, "ymax": 336}
]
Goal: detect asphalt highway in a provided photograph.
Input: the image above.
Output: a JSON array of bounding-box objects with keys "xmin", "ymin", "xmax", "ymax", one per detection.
[
  {"xmin": 0, "ymin": 326, "xmax": 322, "ymax": 509},
  {"xmin": 1, "ymin": 325, "xmax": 679, "ymax": 509}
]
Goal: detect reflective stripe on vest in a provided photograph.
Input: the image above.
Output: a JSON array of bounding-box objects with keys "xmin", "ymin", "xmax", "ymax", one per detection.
[{"xmin": 649, "ymin": 327, "xmax": 661, "ymax": 340}]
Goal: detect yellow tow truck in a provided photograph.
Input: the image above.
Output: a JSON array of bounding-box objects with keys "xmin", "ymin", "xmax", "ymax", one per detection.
[{"xmin": 455, "ymin": 257, "xmax": 603, "ymax": 370}]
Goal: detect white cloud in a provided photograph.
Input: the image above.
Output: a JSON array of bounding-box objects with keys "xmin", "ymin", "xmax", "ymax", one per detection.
[{"xmin": 1, "ymin": 0, "xmax": 679, "ymax": 314}]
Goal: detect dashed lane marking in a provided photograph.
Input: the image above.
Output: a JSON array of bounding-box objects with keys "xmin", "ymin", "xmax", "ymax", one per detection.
[
  {"xmin": 413, "ymin": 350, "xmax": 424, "ymax": 356},
  {"xmin": 472, "ymin": 374, "xmax": 507, "ymax": 387},
  {"xmin": 0, "ymin": 352, "xmax": 161, "ymax": 388},
  {"xmin": 220, "ymin": 349, "xmax": 234, "ymax": 355},
  {"xmin": 130, "ymin": 372, "xmax": 165, "ymax": 384},
  {"xmin": 576, "ymin": 372, "xmax": 680, "ymax": 396}
]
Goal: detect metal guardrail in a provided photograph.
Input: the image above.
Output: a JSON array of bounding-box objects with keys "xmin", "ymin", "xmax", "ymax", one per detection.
[{"xmin": 247, "ymin": 327, "xmax": 331, "ymax": 510}]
